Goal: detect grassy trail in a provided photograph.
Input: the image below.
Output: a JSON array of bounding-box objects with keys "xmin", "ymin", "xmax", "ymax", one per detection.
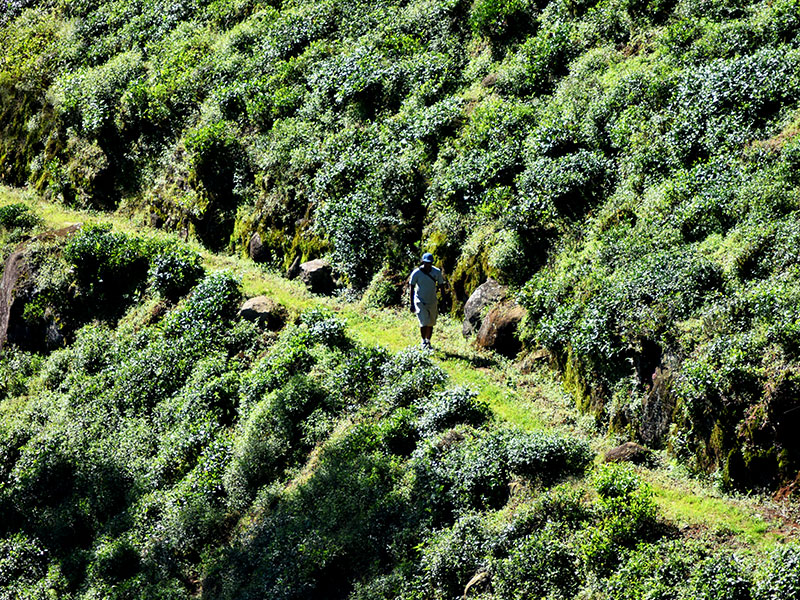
[{"xmin": 3, "ymin": 186, "xmax": 798, "ymax": 551}]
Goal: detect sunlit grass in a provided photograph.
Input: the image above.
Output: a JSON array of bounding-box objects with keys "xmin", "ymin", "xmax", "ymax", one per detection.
[{"xmin": 652, "ymin": 482, "xmax": 777, "ymax": 548}]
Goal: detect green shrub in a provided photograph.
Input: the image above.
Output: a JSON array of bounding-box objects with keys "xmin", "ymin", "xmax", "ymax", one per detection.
[
  {"xmin": 0, "ymin": 349, "xmax": 42, "ymax": 400},
  {"xmin": 54, "ymin": 50, "xmax": 145, "ymax": 136},
  {"xmin": 411, "ymin": 427, "xmax": 510, "ymax": 517},
  {"xmin": 504, "ymin": 429, "xmax": 594, "ymax": 482},
  {"xmin": 415, "ymin": 514, "xmax": 492, "ymax": 599},
  {"xmin": 495, "ymin": 485, "xmax": 592, "ymax": 544},
  {"xmin": 362, "ymin": 267, "xmax": 403, "ymax": 308},
  {"xmin": 592, "ymin": 463, "xmax": 658, "ymax": 544},
  {"xmin": 161, "ymin": 431, "xmax": 233, "ymax": 558},
  {"xmin": 518, "ymin": 149, "xmax": 615, "ymax": 220},
  {"xmin": 496, "ymin": 20, "xmax": 577, "ymax": 96},
  {"xmin": 63, "ymin": 223, "xmax": 150, "ymax": 305},
  {"xmin": 492, "ymin": 527, "xmax": 581, "ymax": 600},
  {"xmin": 429, "ymin": 97, "xmax": 534, "ymax": 212},
  {"xmin": 89, "ymin": 535, "xmax": 141, "ymax": 584},
  {"xmin": 469, "ymin": 0, "xmax": 535, "ymax": 39},
  {"xmin": 225, "ymin": 394, "xmax": 292, "ymax": 508},
  {"xmin": 379, "ymin": 346, "xmax": 448, "ymax": 407},
  {"xmin": 414, "ymin": 386, "xmax": 491, "ymax": 436},
  {"xmin": 184, "ymin": 121, "xmax": 253, "ymax": 250},
  {"xmin": 315, "ymin": 189, "xmax": 391, "ymax": 290},
  {"xmin": 300, "ymin": 307, "xmax": 349, "ymax": 348},
  {"xmin": 161, "ymin": 271, "xmax": 242, "ymax": 341},
  {"xmin": 239, "ymin": 325, "xmax": 315, "ymax": 409},
  {"xmin": 323, "ymin": 344, "xmax": 388, "ymax": 409},
  {"xmin": 694, "ymin": 552, "xmax": 753, "ymax": 600},
  {"xmin": 0, "ymin": 533, "xmax": 69, "ymax": 598},
  {"xmin": 147, "ymin": 244, "xmax": 205, "ymax": 300},
  {"xmin": 668, "ymin": 47, "xmax": 800, "ymax": 163},
  {"xmin": 754, "ymin": 543, "xmax": 800, "ymax": 600},
  {"xmin": 0, "ymin": 203, "xmax": 41, "ymax": 230},
  {"xmin": 600, "ymin": 540, "xmax": 704, "ymax": 600}
]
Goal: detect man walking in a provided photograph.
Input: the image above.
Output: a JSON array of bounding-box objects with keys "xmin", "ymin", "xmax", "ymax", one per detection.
[{"xmin": 409, "ymin": 252, "xmax": 448, "ymax": 349}]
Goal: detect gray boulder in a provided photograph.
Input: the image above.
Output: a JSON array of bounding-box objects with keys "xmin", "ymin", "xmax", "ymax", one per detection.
[
  {"xmin": 462, "ymin": 278, "xmax": 507, "ymax": 337},
  {"xmin": 238, "ymin": 296, "xmax": 287, "ymax": 330},
  {"xmin": 475, "ymin": 301, "xmax": 525, "ymax": 358},
  {"xmin": 299, "ymin": 259, "xmax": 335, "ymax": 294},
  {"xmin": 0, "ymin": 225, "xmax": 79, "ymax": 352},
  {"xmin": 248, "ymin": 232, "xmax": 270, "ymax": 263},
  {"xmin": 286, "ymin": 255, "xmax": 302, "ymax": 280},
  {"xmin": 604, "ymin": 442, "xmax": 652, "ymax": 465}
]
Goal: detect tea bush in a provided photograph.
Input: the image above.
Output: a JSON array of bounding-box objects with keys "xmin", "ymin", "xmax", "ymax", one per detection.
[
  {"xmin": 414, "ymin": 386, "xmax": 491, "ymax": 436},
  {"xmin": 414, "ymin": 513, "xmax": 493, "ymax": 599},
  {"xmin": 592, "ymin": 463, "xmax": 658, "ymax": 545},
  {"xmin": 322, "ymin": 344, "xmax": 389, "ymax": 409},
  {"xmin": 379, "ymin": 346, "xmax": 449, "ymax": 407},
  {"xmin": 0, "ymin": 350, "xmax": 41, "ymax": 400},
  {"xmin": 300, "ymin": 307, "xmax": 349, "ymax": 349},
  {"xmin": 694, "ymin": 552, "xmax": 753, "ymax": 600},
  {"xmin": 161, "ymin": 270, "xmax": 241, "ymax": 340},
  {"xmin": 753, "ymin": 543, "xmax": 800, "ymax": 600},
  {"xmin": 505, "ymin": 429, "xmax": 594, "ymax": 482},
  {"xmin": 0, "ymin": 203, "xmax": 41, "ymax": 231},
  {"xmin": 491, "ymin": 527, "xmax": 581, "ymax": 600},
  {"xmin": 599, "ymin": 540, "xmax": 704, "ymax": 600},
  {"xmin": 239, "ymin": 325, "xmax": 315, "ymax": 409},
  {"xmin": 147, "ymin": 244, "xmax": 205, "ymax": 300},
  {"xmin": 63, "ymin": 223, "xmax": 150, "ymax": 308}
]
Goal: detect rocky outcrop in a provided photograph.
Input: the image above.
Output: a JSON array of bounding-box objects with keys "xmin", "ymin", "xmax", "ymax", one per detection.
[
  {"xmin": 604, "ymin": 442, "xmax": 652, "ymax": 465},
  {"xmin": 0, "ymin": 246, "xmax": 32, "ymax": 351},
  {"xmin": 639, "ymin": 366, "xmax": 676, "ymax": 448},
  {"xmin": 248, "ymin": 232, "xmax": 270, "ymax": 263},
  {"xmin": 775, "ymin": 470, "xmax": 800, "ymax": 500},
  {"xmin": 299, "ymin": 259, "xmax": 335, "ymax": 294},
  {"xmin": 462, "ymin": 278, "xmax": 507, "ymax": 337},
  {"xmin": 238, "ymin": 296, "xmax": 287, "ymax": 330},
  {"xmin": 518, "ymin": 348, "xmax": 552, "ymax": 374},
  {"xmin": 0, "ymin": 225, "xmax": 80, "ymax": 352},
  {"xmin": 286, "ymin": 255, "xmax": 302, "ymax": 280},
  {"xmin": 475, "ymin": 301, "xmax": 525, "ymax": 358}
]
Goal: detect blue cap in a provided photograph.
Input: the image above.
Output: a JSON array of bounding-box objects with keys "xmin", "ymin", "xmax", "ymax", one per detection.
[{"xmin": 421, "ymin": 252, "xmax": 434, "ymax": 263}]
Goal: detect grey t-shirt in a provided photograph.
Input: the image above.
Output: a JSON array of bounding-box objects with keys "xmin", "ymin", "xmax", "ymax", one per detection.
[{"xmin": 409, "ymin": 266, "xmax": 445, "ymax": 306}]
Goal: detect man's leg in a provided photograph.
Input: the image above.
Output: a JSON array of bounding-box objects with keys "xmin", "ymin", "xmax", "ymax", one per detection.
[{"xmin": 422, "ymin": 326, "xmax": 433, "ymax": 345}]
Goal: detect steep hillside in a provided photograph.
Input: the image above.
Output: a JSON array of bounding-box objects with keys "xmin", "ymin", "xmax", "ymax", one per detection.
[
  {"xmin": 1, "ymin": 196, "xmax": 799, "ymax": 599},
  {"xmin": 2, "ymin": 0, "xmax": 800, "ymax": 505}
]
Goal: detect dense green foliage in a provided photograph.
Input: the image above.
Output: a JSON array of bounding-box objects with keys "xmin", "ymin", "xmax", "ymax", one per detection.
[
  {"xmin": 0, "ymin": 221, "xmax": 798, "ymax": 599},
  {"xmin": 3, "ymin": 0, "xmax": 800, "ymax": 593},
  {"xmin": 0, "ymin": 203, "xmax": 41, "ymax": 231},
  {"xmin": 0, "ymin": 221, "xmax": 206, "ymax": 352},
  {"xmin": 3, "ymin": 0, "xmax": 800, "ymax": 489}
]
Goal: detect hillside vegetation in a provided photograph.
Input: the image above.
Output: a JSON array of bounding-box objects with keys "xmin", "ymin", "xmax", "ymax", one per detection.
[
  {"xmin": 2, "ymin": 0, "xmax": 800, "ymax": 595},
  {"xmin": 4, "ymin": 0, "xmax": 800, "ymax": 491},
  {"xmin": 4, "ymin": 0, "xmax": 800, "ymax": 488},
  {"xmin": 0, "ymin": 198, "xmax": 798, "ymax": 599}
]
